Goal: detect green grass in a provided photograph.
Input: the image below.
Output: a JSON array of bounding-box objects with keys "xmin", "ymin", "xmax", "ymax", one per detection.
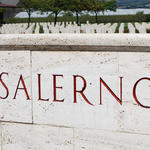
[
  {"xmin": 39, "ymin": 24, "xmax": 44, "ymax": 33},
  {"xmin": 115, "ymin": 23, "xmax": 121, "ymax": 33},
  {"xmin": 132, "ymin": 23, "xmax": 139, "ymax": 33},
  {"xmin": 124, "ymin": 23, "xmax": 129, "ymax": 33}
]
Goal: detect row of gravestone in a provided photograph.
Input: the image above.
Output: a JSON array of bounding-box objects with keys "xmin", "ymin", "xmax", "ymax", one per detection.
[{"xmin": 0, "ymin": 22, "xmax": 150, "ymax": 34}]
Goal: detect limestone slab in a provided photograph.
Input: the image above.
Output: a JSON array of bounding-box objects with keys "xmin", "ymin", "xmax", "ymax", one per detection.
[
  {"xmin": 74, "ymin": 128, "xmax": 150, "ymax": 150},
  {"xmin": 0, "ymin": 51, "xmax": 32, "ymax": 123},
  {"xmin": 0, "ymin": 123, "xmax": 1, "ymax": 150},
  {"xmin": 1, "ymin": 34, "xmax": 150, "ymax": 47},
  {"xmin": 32, "ymin": 51, "xmax": 122, "ymax": 131},
  {"xmin": 119, "ymin": 52, "xmax": 150, "ymax": 103},
  {"xmin": 32, "ymin": 51, "xmax": 150, "ymax": 134},
  {"xmin": 1, "ymin": 123, "xmax": 74, "ymax": 150},
  {"xmin": 118, "ymin": 52, "xmax": 150, "ymax": 134}
]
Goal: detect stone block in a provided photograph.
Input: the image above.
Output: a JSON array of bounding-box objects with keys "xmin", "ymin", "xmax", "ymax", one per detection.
[
  {"xmin": 32, "ymin": 51, "xmax": 121, "ymax": 131},
  {"xmin": 0, "ymin": 51, "xmax": 32, "ymax": 123},
  {"xmin": 74, "ymin": 128, "xmax": 150, "ymax": 150},
  {"xmin": 1, "ymin": 123, "xmax": 74, "ymax": 150}
]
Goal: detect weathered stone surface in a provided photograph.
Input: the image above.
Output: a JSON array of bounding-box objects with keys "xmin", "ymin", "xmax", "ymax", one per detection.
[
  {"xmin": 0, "ymin": 123, "xmax": 1, "ymax": 150},
  {"xmin": 119, "ymin": 52, "xmax": 150, "ymax": 103},
  {"xmin": 0, "ymin": 34, "xmax": 150, "ymax": 148},
  {"xmin": 32, "ymin": 51, "xmax": 122, "ymax": 131},
  {"xmin": 0, "ymin": 51, "xmax": 32, "ymax": 123},
  {"xmin": 118, "ymin": 52, "xmax": 150, "ymax": 134},
  {"xmin": 31, "ymin": 51, "xmax": 150, "ymax": 134},
  {"xmin": 1, "ymin": 123, "xmax": 74, "ymax": 150},
  {"xmin": 1, "ymin": 122, "xmax": 150, "ymax": 150},
  {"xmin": 0, "ymin": 34, "xmax": 150, "ymax": 47},
  {"xmin": 74, "ymin": 128, "xmax": 150, "ymax": 150}
]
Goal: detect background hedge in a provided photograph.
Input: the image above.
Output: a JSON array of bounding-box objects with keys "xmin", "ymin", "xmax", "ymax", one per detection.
[{"xmin": 4, "ymin": 14, "xmax": 150, "ymax": 24}]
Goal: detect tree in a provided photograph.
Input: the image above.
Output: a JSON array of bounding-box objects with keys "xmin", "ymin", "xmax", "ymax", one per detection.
[
  {"xmin": 40, "ymin": 0, "xmax": 67, "ymax": 26},
  {"xmin": 18, "ymin": 0, "xmax": 38, "ymax": 27},
  {"xmin": 105, "ymin": 0, "xmax": 117, "ymax": 12},
  {"xmin": 67, "ymin": 0, "xmax": 87, "ymax": 25},
  {"xmin": 88, "ymin": 0, "xmax": 117, "ymax": 23},
  {"xmin": 88, "ymin": 0, "xmax": 106, "ymax": 23}
]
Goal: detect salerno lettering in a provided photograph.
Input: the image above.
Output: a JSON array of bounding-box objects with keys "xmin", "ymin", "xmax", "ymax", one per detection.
[{"xmin": 0, "ymin": 72, "xmax": 150, "ymax": 109}]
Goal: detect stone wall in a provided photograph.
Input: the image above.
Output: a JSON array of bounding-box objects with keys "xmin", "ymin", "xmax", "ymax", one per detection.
[{"xmin": 0, "ymin": 34, "xmax": 150, "ymax": 150}]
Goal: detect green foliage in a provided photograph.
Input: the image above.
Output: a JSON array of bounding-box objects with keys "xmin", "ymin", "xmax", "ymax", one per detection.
[
  {"xmin": 39, "ymin": 0, "xmax": 67, "ymax": 25},
  {"xmin": 40, "ymin": 0, "xmax": 66, "ymax": 12},
  {"xmin": 115, "ymin": 23, "xmax": 120, "ymax": 33},
  {"xmin": 88, "ymin": 0, "xmax": 117, "ymax": 13},
  {"xmin": 136, "ymin": 11, "xmax": 144, "ymax": 15},
  {"xmin": 66, "ymin": 0, "xmax": 88, "ymax": 12},
  {"xmin": 66, "ymin": 0, "xmax": 88, "ymax": 24},
  {"xmin": 0, "ymin": 8, "xmax": 6, "ymax": 13},
  {"xmin": 19, "ymin": 0, "xmax": 39, "ymax": 11},
  {"xmin": 106, "ymin": 0, "xmax": 117, "ymax": 11},
  {"xmin": 19, "ymin": 0, "xmax": 40, "ymax": 27},
  {"xmin": 63, "ymin": 11, "xmax": 74, "ymax": 17},
  {"xmin": 135, "ymin": 11, "xmax": 145, "ymax": 22},
  {"xmin": 33, "ymin": 0, "xmax": 117, "ymax": 25},
  {"xmin": 5, "ymin": 14, "xmax": 150, "ymax": 24},
  {"xmin": 88, "ymin": 0, "xmax": 105, "ymax": 12},
  {"xmin": 87, "ymin": 0, "xmax": 117, "ymax": 23}
]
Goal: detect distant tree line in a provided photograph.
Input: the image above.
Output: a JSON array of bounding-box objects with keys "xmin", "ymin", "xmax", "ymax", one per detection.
[{"xmin": 19, "ymin": 0, "xmax": 117, "ymax": 27}]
